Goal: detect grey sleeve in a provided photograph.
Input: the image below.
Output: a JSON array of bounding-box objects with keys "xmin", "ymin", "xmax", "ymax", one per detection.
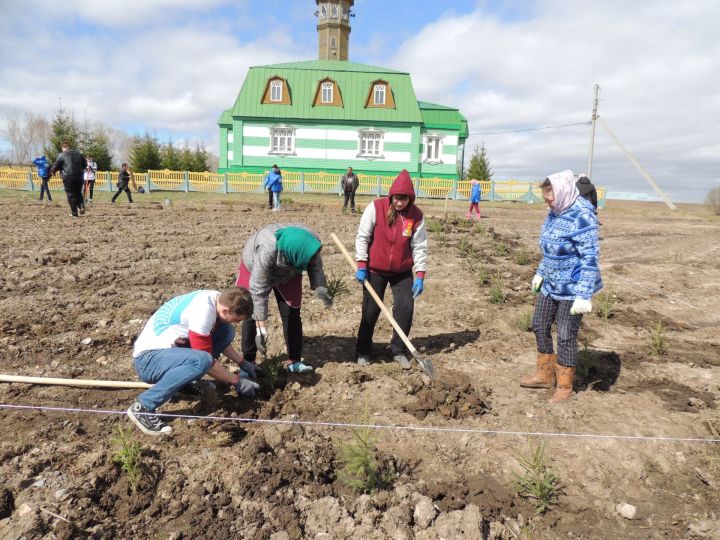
[
  {"xmin": 307, "ymin": 251, "xmax": 327, "ymax": 290},
  {"xmin": 248, "ymin": 245, "xmax": 276, "ymax": 321}
]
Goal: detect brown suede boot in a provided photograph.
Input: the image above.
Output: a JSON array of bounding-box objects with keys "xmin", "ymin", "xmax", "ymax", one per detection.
[
  {"xmin": 520, "ymin": 353, "xmax": 557, "ymax": 388},
  {"xmin": 549, "ymin": 364, "xmax": 575, "ymax": 403}
]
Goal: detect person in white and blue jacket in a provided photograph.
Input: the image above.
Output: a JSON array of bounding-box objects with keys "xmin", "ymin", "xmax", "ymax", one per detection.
[
  {"xmin": 32, "ymin": 155, "xmax": 52, "ymax": 202},
  {"xmin": 263, "ymin": 165, "xmax": 283, "ymax": 211},
  {"xmin": 520, "ymin": 170, "xmax": 602, "ymax": 403}
]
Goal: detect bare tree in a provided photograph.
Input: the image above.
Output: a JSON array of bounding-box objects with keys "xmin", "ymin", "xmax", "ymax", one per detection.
[
  {"xmin": 2, "ymin": 110, "xmax": 50, "ymax": 165},
  {"xmin": 25, "ymin": 111, "xmax": 50, "ymax": 160},
  {"xmin": 707, "ymin": 186, "xmax": 720, "ymax": 216}
]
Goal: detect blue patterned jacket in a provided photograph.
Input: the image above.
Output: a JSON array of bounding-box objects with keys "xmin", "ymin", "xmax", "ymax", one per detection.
[{"xmin": 536, "ymin": 196, "xmax": 602, "ymax": 300}]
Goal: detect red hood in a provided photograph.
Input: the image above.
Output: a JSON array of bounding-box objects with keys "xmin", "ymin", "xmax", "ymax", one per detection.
[{"xmin": 388, "ymin": 169, "xmax": 415, "ymax": 205}]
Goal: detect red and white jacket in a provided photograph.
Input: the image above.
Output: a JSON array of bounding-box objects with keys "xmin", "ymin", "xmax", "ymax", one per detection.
[{"xmin": 355, "ymin": 170, "xmax": 427, "ymax": 277}]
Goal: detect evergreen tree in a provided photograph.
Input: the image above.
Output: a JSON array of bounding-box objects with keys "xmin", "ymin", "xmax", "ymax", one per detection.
[
  {"xmin": 129, "ymin": 132, "xmax": 161, "ymax": 173},
  {"xmin": 46, "ymin": 109, "xmax": 79, "ymax": 162},
  {"xmin": 190, "ymin": 143, "xmax": 209, "ymax": 172},
  {"xmin": 467, "ymin": 144, "xmax": 494, "ymax": 181},
  {"xmin": 178, "ymin": 143, "xmax": 194, "ymax": 172},
  {"xmin": 81, "ymin": 129, "xmax": 113, "ymax": 171},
  {"xmin": 160, "ymin": 139, "xmax": 180, "ymax": 170}
]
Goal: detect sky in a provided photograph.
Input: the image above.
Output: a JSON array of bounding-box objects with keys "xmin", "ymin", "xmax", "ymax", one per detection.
[{"xmin": 1, "ymin": 0, "xmax": 719, "ymax": 203}]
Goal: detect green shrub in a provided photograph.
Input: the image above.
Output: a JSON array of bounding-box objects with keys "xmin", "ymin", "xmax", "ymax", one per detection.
[
  {"xmin": 477, "ymin": 265, "xmax": 490, "ymax": 286},
  {"xmin": 516, "ymin": 309, "xmax": 533, "ymax": 332},
  {"xmin": 426, "ymin": 218, "xmax": 443, "ymax": 234},
  {"xmin": 495, "ymin": 242, "xmax": 509, "ymax": 256},
  {"xmin": 489, "ymin": 271, "xmax": 506, "ymax": 304},
  {"xmin": 325, "ymin": 271, "xmax": 350, "ymax": 300},
  {"xmin": 650, "ymin": 321, "xmax": 667, "ymax": 355},
  {"xmin": 514, "ymin": 249, "xmax": 530, "ymax": 265},
  {"xmin": 111, "ymin": 426, "xmax": 143, "ymax": 493},
  {"xmin": 513, "ymin": 442, "xmax": 560, "ymax": 514},
  {"xmin": 595, "ymin": 289, "xmax": 616, "ymax": 320}
]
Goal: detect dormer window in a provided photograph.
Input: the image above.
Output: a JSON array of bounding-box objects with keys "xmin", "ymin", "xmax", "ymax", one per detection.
[
  {"xmin": 365, "ymin": 79, "xmax": 395, "ymax": 109},
  {"xmin": 270, "ymin": 80, "xmax": 282, "ymax": 102},
  {"xmin": 261, "ymin": 76, "xmax": 291, "ymax": 105},
  {"xmin": 374, "ymin": 84, "xmax": 385, "ymax": 105},
  {"xmin": 313, "ymin": 78, "xmax": 343, "ymax": 107},
  {"xmin": 321, "ymin": 82, "xmax": 333, "ymax": 103}
]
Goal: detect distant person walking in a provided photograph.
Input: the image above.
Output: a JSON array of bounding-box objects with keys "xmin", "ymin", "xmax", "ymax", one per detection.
[
  {"xmin": 576, "ymin": 173, "xmax": 598, "ymax": 212},
  {"xmin": 111, "ymin": 163, "xmax": 134, "ymax": 203},
  {"xmin": 264, "ymin": 165, "xmax": 283, "ymax": 211},
  {"xmin": 466, "ymin": 178, "xmax": 482, "ymax": 220},
  {"xmin": 51, "ymin": 141, "xmax": 87, "ymax": 217},
  {"xmin": 341, "ymin": 167, "xmax": 359, "ymax": 213},
  {"xmin": 521, "ymin": 170, "xmax": 602, "ymax": 403},
  {"xmin": 84, "ymin": 156, "xmax": 98, "ymax": 203},
  {"xmin": 32, "ymin": 154, "xmax": 52, "ymax": 202}
]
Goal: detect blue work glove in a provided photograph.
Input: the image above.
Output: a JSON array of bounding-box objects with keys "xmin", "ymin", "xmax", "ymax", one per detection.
[
  {"xmin": 355, "ymin": 267, "xmax": 368, "ymax": 283},
  {"xmin": 412, "ymin": 277, "xmax": 424, "ymax": 298}
]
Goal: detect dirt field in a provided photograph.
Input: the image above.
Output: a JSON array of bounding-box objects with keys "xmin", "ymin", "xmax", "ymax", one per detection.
[{"xmin": 0, "ymin": 190, "xmax": 719, "ymax": 539}]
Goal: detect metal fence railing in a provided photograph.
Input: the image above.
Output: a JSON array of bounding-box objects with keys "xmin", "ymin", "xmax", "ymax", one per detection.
[{"xmin": 0, "ymin": 168, "xmax": 606, "ymax": 208}]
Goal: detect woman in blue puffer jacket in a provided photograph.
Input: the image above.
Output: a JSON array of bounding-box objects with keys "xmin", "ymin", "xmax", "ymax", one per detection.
[{"xmin": 520, "ymin": 170, "xmax": 602, "ymax": 403}]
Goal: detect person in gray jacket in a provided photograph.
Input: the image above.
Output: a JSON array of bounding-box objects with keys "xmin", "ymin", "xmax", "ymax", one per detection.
[
  {"xmin": 340, "ymin": 167, "xmax": 359, "ymax": 213},
  {"xmin": 51, "ymin": 141, "xmax": 87, "ymax": 217},
  {"xmin": 235, "ymin": 224, "xmax": 332, "ymax": 373}
]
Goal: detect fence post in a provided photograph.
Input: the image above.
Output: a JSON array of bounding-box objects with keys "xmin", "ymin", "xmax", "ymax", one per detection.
[
  {"xmin": 452, "ymin": 176, "xmax": 459, "ymax": 200},
  {"xmin": 300, "ymin": 172, "xmax": 305, "ymax": 194},
  {"xmin": 490, "ymin": 179, "xmax": 496, "ymax": 202},
  {"xmin": 376, "ymin": 175, "xmax": 381, "ymax": 196},
  {"xmin": 105, "ymin": 172, "xmax": 111, "ymax": 192},
  {"xmin": 223, "ymin": 173, "xmax": 229, "ymax": 194},
  {"xmin": 27, "ymin": 172, "xmax": 34, "ymax": 192},
  {"xmin": 184, "ymin": 171, "xmax": 190, "ymax": 193}
]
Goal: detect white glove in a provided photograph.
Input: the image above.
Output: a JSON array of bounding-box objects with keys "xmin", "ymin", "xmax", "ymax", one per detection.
[
  {"xmin": 314, "ymin": 286, "xmax": 333, "ymax": 307},
  {"xmin": 531, "ymin": 274, "xmax": 544, "ymax": 295},
  {"xmin": 570, "ymin": 298, "xmax": 592, "ymax": 315},
  {"xmin": 255, "ymin": 326, "xmax": 268, "ymax": 355}
]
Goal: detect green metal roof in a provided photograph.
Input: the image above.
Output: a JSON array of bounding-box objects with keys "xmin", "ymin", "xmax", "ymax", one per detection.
[
  {"xmin": 418, "ymin": 101, "xmax": 469, "ymax": 139},
  {"xmin": 228, "ymin": 60, "xmax": 423, "ymax": 124},
  {"xmin": 218, "ymin": 109, "xmax": 233, "ymax": 125}
]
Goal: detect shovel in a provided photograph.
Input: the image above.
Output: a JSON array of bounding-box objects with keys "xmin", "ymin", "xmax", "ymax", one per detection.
[{"xmin": 330, "ymin": 233, "xmax": 437, "ymax": 382}]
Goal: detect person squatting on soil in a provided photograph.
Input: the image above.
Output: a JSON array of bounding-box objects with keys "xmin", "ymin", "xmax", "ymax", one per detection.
[
  {"xmin": 111, "ymin": 163, "xmax": 134, "ymax": 203},
  {"xmin": 354, "ymin": 169, "xmax": 428, "ymax": 369},
  {"xmin": 83, "ymin": 156, "xmax": 97, "ymax": 203},
  {"xmin": 264, "ymin": 165, "xmax": 283, "ymax": 211},
  {"xmin": 466, "ymin": 178, "xmax": 482, "ymax": 221},
  {"xmin": 128, "ymin": 287, "xmax": 260, "ymax": 436},
  {"xmin": 32, "ymin": 155, "xmax": 52, "ymax": 202},
  {"xmin": 341, "ymin": 166, "xmax": 359, "ymax": 213},
  {"xmin": 236, "ymin": 224, "xmax": 332, "ymax": 373},
  {"xmin": 521, "ymin": 170, "xmax": 602, "ymax": 403},
  {"xmin": 51, "ymin": 141, "xmax": 87, "ymax": 217}
]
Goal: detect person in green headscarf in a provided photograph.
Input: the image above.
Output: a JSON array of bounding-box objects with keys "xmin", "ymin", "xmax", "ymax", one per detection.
[{"xmin": 235, "ymin": 224, "xmax": 332, "ymax": 373}]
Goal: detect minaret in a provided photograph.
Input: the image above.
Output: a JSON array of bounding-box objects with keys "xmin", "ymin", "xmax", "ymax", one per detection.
[{"xmin": 315, "ymin": 1, "xmax": 354, "ymax": 61}]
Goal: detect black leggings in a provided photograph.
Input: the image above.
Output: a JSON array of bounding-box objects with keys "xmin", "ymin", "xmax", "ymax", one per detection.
[
  {"xmin": 242, "ymin": 289, "xmax": 303, "ymax": 362},
  {"xmin": 39, "ymin": 178, "xmax": 52, "ymax": 201},
  {"xmin": 356, "ymin": 271, "xmax": 414, "ymax": 357},
  {"xmin": 112, "ymin": 185, "xmax": 133, "ymax": 202}
]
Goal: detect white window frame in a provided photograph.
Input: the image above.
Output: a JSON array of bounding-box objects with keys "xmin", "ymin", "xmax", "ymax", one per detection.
[
  {"xmin": 321, "ymin": 82, "xmax": 334, "ymax": 103},
  {"xmin": 269, "ymin": 125, "xmax": 295, "ymax": 156},
  {"xmin": 227, "ymin": 132, "xmax": 234, "ymax": 144},
  {"xmin": 270, "ymin": 80, "xmax": 282, "ymax": 102},
  {"xmin": 373, "ymin": 84, "xmax": 386, "ymax": 106},
  {"xmin": 423, "ymin": 134, "xmax": 444, "ymax": 164},
  {"xmin": 357, "ymin": 128, "xmax": 385, "ymax": 159}
]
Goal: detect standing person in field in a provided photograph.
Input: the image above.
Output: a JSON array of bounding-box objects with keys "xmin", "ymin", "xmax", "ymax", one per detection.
[
  {"xmin": 354, "ymin": 169, "xmax": 427, "ymax": 369},
  {"xmin": 521, "ymin": 170, "xmax": 602, "ymax": 403},
  {"xmin": 466, "ymin": 178, "xmax": 482, "ymax": 220},
  {"xmin": 236, "ymin": 224, "xmax": 332, "ymax": 374},
  {"xmin": 127, "ymin": 287, "xmax": 260, "ymax": 436},
  {"xmin": 32, "ymin": 154, "xmax": 52, "ymax": 202},
  {"xmin": 111, "ymin": 163, "xmax": 134, "ymax": 203},
  {"xmin": 264, "ymin": 164, "xmax": 283, "ymax": 211},
  {"xmin": 51, "ymin": 141, "xmax": 87, "ymax": 217},
  {"xmin": 576, "ymin": 173, "xmax": 598, "ymax": 213},
  {"xmin": 84, "ymin": 155, "xmax": 98, "ymax": 203},
  {"xmin": 341, "ymin": 166, "xmax": 359, "ymax": 213}
]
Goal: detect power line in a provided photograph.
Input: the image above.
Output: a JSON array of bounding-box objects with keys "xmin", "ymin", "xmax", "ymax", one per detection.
[{"xmin": 469, "ymin": 121, "xmax": 590, "ymax": 136}]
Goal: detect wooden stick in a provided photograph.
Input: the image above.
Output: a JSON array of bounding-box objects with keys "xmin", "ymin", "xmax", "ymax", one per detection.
[{"xmin": 0, "ymin": 374, "xmax": 151, "ymax": 389}]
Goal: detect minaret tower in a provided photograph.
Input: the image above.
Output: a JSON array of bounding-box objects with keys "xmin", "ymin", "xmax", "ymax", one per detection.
[{"xmin": 315, "ymin": 1, "xmax": 354, "ymax": 61}]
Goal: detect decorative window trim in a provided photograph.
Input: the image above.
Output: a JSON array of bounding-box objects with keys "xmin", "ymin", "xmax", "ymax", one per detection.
[
  {"xmin": 423, "ymin": 133, "xmax": 445, "ymax": 164},
  {"xmin": 364, "ymin": 79, "xmax": 396, "ymax": 109},
  {"xmin": 356, "ymin": 128, "xmax": 385, "ymax": 159},
  {"xmin": 321, "ymin": 82, "xmax": 333, "ymax": 103},
  {"xmin": 261, "ymin": 76, "xmax": 291, "ymax": 105},
  {"xmin": 312, "ymin": 77, "xmax": 343, "ymax": 107},
  {"xmin": 268, "ymin": 124, "xmax": 296, "ymax": 156}
]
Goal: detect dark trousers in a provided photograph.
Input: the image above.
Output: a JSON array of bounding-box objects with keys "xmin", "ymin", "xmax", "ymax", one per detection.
[
  {"xmin": 62, "ymin": 176, "xmax": 84, "ymax": 215},
  {"xmin": 268, "ymin": 190, "xmax": 273, "ymax": 208},
  {"xmin": 343, "ymin": 190, "xmax": 356, "ymax": 211},
  {"xmin": 39, "ymin": 177, "xmax": 52, "ymax": 201},
  {"xmin": 242, "ymin": 289, "xmax": 303, "ymax": 362},
  {"xmin": 112, "ymin": 185, "xmax": 133, "ymax": 203},
  {"xmin": 356, "ymin": 271, "xmax": 414, "ymax": 357},
  {"xmin": 532, "ymin": 293, "xmax": 583, "ymax": 367}
]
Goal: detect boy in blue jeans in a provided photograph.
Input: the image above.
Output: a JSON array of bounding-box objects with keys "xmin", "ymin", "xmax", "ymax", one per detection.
[{"xmin": 128, "ymin": 287, "xmax": 261, "ymax": 436}]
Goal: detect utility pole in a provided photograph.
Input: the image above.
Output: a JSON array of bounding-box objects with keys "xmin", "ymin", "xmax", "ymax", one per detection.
[{"xmin": 586, "ymin": 83, "xmax": 600, "ymax": 179}]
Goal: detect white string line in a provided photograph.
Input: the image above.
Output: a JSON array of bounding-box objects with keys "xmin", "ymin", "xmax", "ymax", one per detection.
[
  {"xmin": 605, "ymin": 270, "xmax": 720, "ymax": 320},
  {"xmin": 1, "ymin": 403, "xmax": 718, "ymax": 445}
]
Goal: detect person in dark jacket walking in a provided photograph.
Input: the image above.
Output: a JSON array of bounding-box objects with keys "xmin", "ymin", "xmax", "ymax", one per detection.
[
  {"xmin": 340, "ymin": 167, "xmax": 359, "ymax": 213},
  {"xmin": 111, "ymin": 163, "xmax": 134, "ymax": 203},
  {"xmin": 51, "ymin": 141, "xmax": 87, "ymax": 217},
  {"xmin": 576, "ymin": 174, "xmax": 598, "ymax": 211},
  {"xmin": 32, "ymin": 155, "xmax": 52, "ymax": 202},
  {"xmin": 354, "ymin": 169, "xmax": 428, "ymax": 370}
]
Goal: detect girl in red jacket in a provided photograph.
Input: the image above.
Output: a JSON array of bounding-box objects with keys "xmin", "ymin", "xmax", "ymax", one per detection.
[{"xmin": 354, "ymin": 169, "xmax": 428, "ymax": 369}]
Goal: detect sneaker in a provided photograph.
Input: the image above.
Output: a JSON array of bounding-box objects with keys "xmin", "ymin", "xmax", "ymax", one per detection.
[
  {"xmin": 79, "ymin": 207, "xmax": 85, "ymax": 215},
  {"xmin": 357, "ymin": 355, "xmax": 370, "ymax": 366},
  {"xmin": 393, "ymin": 354, "xmax": 412, "ymax": 370},
  {"xmin": 70, "ymin": 213, "xmax": 78, "ymax": 218},
  {"xmin": 286, "ymin": 361, "xmax": 313, "ymax": 374},
  {"xmin": 179, "ymin": 380, "xmax": 216, "ymax": 400},
  {"xmin": 127, "ymin": 400, "xmax": 173, "ymax": 436},
  {"xmin": 88, "ymin": 198, "xmax": 92, "ymax": 203}
]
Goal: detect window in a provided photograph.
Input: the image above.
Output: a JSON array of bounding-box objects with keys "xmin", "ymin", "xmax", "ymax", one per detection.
[
  {"xmin": 270, "ymin": 126, "xmax": 295, "ymax": 155},
  {"xmin": 227, "ymin": 132, "xmax": 234, "ymax": 144},
  {"xmin": 330, "ymin": 37, "xmax": 336, "ymax": 48},
  {"xmin": 373, "ymin": 84, "xmax": 386, "ymax": 106},
  {"xmin": 331, "ymin": 4, "xmax": 338, "ymax": 17},
  {"xmin": 424, "ymin": 135, "xmax": 444, "ymax": 163},
  {"xmin": 270, "ymin": 80, "xmax": 282, "ymax": 102},
  {"xmin": 321, "ymin": 82, "xmax": 333, "ymax": 103},
  {"xmin": 357, "ymin": 129, "xmax": 384, "ymax": 158}
]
